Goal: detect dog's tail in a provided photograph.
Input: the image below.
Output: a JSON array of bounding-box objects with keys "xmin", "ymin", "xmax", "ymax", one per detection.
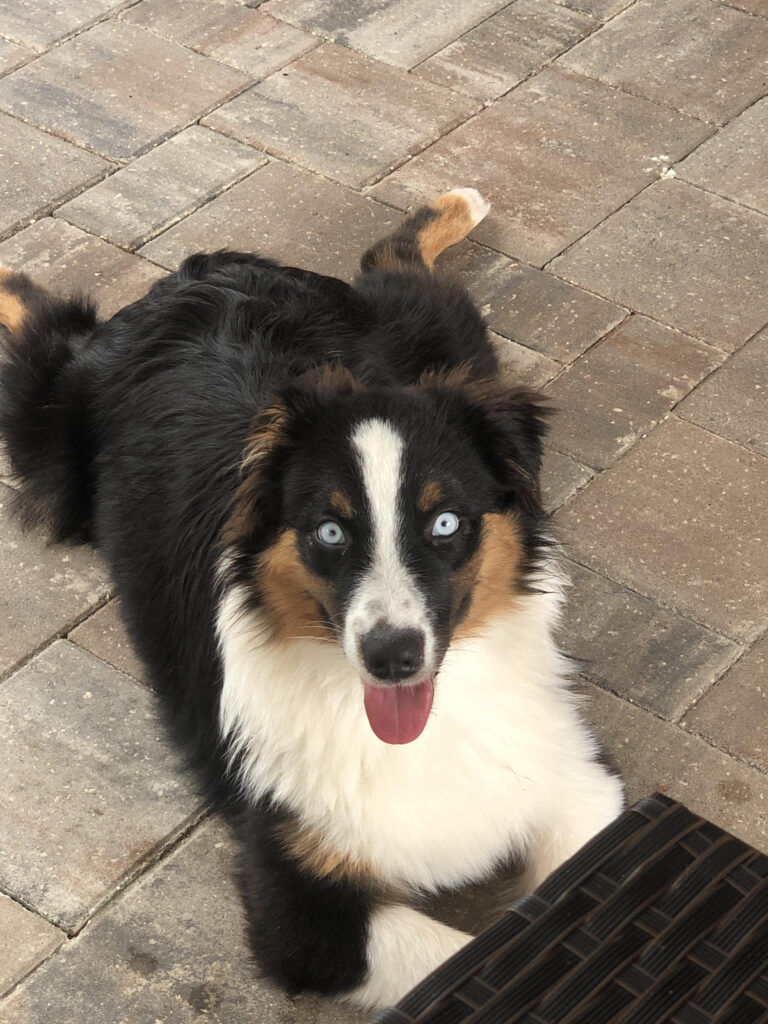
[
  {"xmin": 0, "ymin": 269, "xmax": 100, "ymax": 542},
  {"xmin": 360, "ymin": 188, "xmax": 490, "ymax": 273}
]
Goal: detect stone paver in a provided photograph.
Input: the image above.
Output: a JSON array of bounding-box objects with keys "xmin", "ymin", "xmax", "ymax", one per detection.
[
  {"xmin": 582, "ymin": 680, "xmax": 768, "ymax": 853},
  {"xmin": 491, "ymin": 332, "xmax": 561, "ymax": 390},
  {"xmin": 558, "ymin": 418, "xmax": 768, "ymax": 643},
  {"xmin": 0, "ymin": 816, "xmax": 361, "ymax": 1024},
  {"xmin": 372, "ymin": 68, "xmax": 711, "ymax": 266},
  {"xmin": 540, "ymin": 449, "xmax": 594, "ymax": 512},
  {"xmin": 414, "ymin": 0, "xmax": 594, "ymax": 101},
  {"xmin": 57, "ymin": 127, "xmax": 266, "ymax": 249},
  {"xmin": 0, "ymin": 37, "xmax": 33, "ymax": 74},
  {"xmin": 0, "ymin": 219, "xmax": 164, "ymax": 318},
  {"xmin": 553, "ymin": 0, "xmax": 635, "ymax": 17},
  {"xmin": 140, "ymin": 161, "xmax": 399, "ymax": 281},
  {"xmin": 553, "ymin": 179, "xmax": 768, "ymax": 350},
  {"xmin": 0, "ymin": 0, "xmax": 128, "ymax": 51},
  {"xmin": 677, "ymin": 97, "xmax": 768, "ymax": 216},
  {"xmin": 205, "ymin": 42, "xmax": 478, "ymax": 188},
  {"xmin": 0, "ymin": 111, "xmax": 109, "ymax": 239},
  {"xmin": 683, "ymin": 633, "xmax": 768, "ymax": 773},
  {"xmin": 124, "ymin": 0, "xmax": 318, "ymax": 78},
  {"xmin": 262, "ymin": 0, "xmax": 508, "ymax": 69},
  {"xmin": 0, "ymin": 484, "xmax": 111, "ymax": 678},
  {"xmin": 559, "ymin": 0, "xmax": 768, "ymax": 124},
  {"xmin": 0, "ymin": 641, "xmax": 205, "ymax": 934},
  {"xmin": 69, "ymin": 600, "xmax": 147, "ymax": 684},
  {"xmin": 561, "ymin": 561, "xmax": 741, "ymax": 720},
  {"xmin": 0, "ymin": 21, "xmax": 248, "ymax": 161},
  {"xmin": 0, "ymin": 895, "xmax": 62, "ymax": 999},
  {"xmin": 544, "ymin": 315, "xmax": 722, "ymax": 469},
  {"xmin": 676, "ymin": 330, "xmax": 768, "ymax": 457},
  {"xmin": 481, "ymin": 263, "xmax": 627, "ymax": 363}
]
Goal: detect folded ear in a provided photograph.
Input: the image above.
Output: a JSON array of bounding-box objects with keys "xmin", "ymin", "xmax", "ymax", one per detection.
[{"xmin": 417, "ymin": 371, "xmax": 552, "ymax": 515}]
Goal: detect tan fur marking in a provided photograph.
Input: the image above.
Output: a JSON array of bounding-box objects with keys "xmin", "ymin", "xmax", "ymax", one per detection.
[
  {"xmin": 418, "ymin": 480, "xmax": 443, "ymax": 513},
  {"xmin": 275, "ymin": 819, "xmax": 377, "ymax": 886},
  {"xmin": 452, "ymin": 513, "xmax": 523, "ymax": 641},
  {"xmin": 0, "ymin": 270, "xmax": 26, "ymax": 335},
  {"xmin": 417, "ymin": 194, "xmax": 476, "ymax": 268},
  {"xmin": 330, "ymin": 490, "xmax": 354, "ymax": 518},
  {"xmin": 258, "ymin": 529, "xmax": 335, "ymax": 642}
]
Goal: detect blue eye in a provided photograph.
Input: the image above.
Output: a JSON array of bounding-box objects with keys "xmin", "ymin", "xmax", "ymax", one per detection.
[
  {"xmin": 431, "ymin": 511, "xmax": 460, "ymax": 538},
  {"xmin": 316, "ymin": 520, "xmax": 346, "ymax": 546}
]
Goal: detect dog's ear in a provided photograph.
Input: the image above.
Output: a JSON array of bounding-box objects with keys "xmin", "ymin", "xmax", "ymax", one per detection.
[
  {"xmin": 418, "ymin": 371, "xmax": 552, "ymax": 515},
  {"xmin": 222, "ymin": 365, "xmax": 362, "ymax": 549}
]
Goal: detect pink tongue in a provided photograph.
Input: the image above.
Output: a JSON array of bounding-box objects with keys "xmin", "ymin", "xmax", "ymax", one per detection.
[{"xmin": 363, "ymin": 680, "xmax": 434, "ymax": 744}]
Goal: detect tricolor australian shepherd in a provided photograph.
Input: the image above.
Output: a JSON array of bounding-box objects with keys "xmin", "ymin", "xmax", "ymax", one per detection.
[{"xmin": 0, "ymin": 190, "xmax": 623, "ymax": 1009}]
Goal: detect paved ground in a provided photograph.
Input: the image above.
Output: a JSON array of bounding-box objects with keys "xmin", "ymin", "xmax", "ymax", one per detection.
[{"xmin": 0, "ymin": 0, "xmax": 766, "ymax": 1020}]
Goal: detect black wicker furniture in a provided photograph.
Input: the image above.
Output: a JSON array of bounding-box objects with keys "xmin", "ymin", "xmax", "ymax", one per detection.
[{"xmin": 373, "ymin": 794, "xmax": 768, "ymax": 1024}]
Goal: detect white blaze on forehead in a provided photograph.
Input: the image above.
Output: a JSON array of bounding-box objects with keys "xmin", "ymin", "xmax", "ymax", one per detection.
[{"xmin": 346, "ymin": 418, "xmax": 433, "ymax": 666}]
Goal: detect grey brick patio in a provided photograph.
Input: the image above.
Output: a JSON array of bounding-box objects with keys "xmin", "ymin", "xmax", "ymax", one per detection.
[{"xmin": 0, "ymin": 1, "xmax": 766, "ymax": 1020}]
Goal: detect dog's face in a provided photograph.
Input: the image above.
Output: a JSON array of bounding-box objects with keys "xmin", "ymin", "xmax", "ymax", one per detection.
[{"xmin": 224, "ymin": 368, "xmax": 548, "ymax": 743}]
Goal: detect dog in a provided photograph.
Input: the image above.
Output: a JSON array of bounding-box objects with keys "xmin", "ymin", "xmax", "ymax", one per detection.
[{"xmin": 0, "ymin": 190, "xmax": 623, "ymax": 1009}]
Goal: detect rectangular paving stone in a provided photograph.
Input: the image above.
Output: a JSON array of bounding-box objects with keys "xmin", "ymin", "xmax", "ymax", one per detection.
[
  {"xmin": 544, "ymin": 315, "xmax": 722, "ymax": 469},
  {"xmin": 0, "ymin": 21, "xmax": 248, "ymax": 161},
  {"xmin": 561, "ymin": 561, "xmax": 741, "ymax": 720},
  {"xmin": 0, "ymin": 484, "xmax": 111, "ymax": 678},
  {"xmin": 372, "ymin": 68, "xmax": 711, "ymax": 266},
  {"xmin": 552, "ymin": 0, "xmax": 635, "ymax": 16},
  {"xmin": 677, "ymin": 330, "xmax": 768, "ymax": 457},
  {"xmin": 0, "ymin": 894, "xmax": 62, "ymax": 999},
  {"xmin": 414, "ymin": 0, "xmax": 595, "ymax": 101},
  {"xmin": 205, "ymin": 42, "xmax": 478, "ymax": 188},
  {"xmin": 0, "ymin": 0, "xmax": 128, "ymax": 51},
  {"xmin": 140, "ymin": 160, "xmax": 400, "ymax": 282},
  {"xmin": 0, "ymin": 219, "xmax": 165, "ymax": 319},
  {"xmin": 262, "ymin": 0, "xmax": 507, "ymax": 68},
  {"xmin": 683, "ymin": 633, "xmax": 768, "ymax": 773},
  {"xmin": 540, "ymin": 448, "xmax": 594, "ymax": 512},
  {"xmin": 0, "ymin": 37, "xmax": 33, "ymax": 73},
  {"xmin": 557, "ymin": 418, "xmax": 768, "ymax": 643},
  {"xmin": 677, "ymin": 97, "xmax": 768, "ymax": 216},
  {"xmin": 69, "ymin": 600, "xmax": 147, "ymax": 684},
  {"xmin": 553, "ymin": 179, "xmax": 768, "ymax": 350},
  {"xmin": 558, "ymin": 0, "xmax": 768, "ymax": 124},
  {"xmin": 0, "ymin": 817, "xmax": 362, "ymax": 1024},
  {"xmin": 581, "ymin": 680, "xmax": 768, "ymax": 854},
  {"xmin": 0, "ymin": 641, "xmax": 205, "ymax": 934},
  {"xmin": 491, "ymin": 332, "xmax": 561, "ymax": 390},
  {"xmin": 57, "ymin": 127, "xmax": 266, "ymax": 249},
  {"xmin": 0, "ymin": 111, "xmax": 109, "ymax": 239},
  {"xmin": 479, "ymin": 262, "xmax": 627, "ymax": 363},
  {"xmin": 123, "ymin": 0, "xmax": 317, "ymax": 77}
]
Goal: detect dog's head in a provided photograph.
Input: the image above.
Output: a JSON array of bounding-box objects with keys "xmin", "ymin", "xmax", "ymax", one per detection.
[{"xmin": 222, "ymin": 366, "xmax": 550, "ymax": 744}]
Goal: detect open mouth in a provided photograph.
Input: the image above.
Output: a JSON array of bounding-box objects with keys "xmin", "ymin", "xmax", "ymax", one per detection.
[{"xmin": 363, "ymin": 678, "xmax": 435, "ymax": 745}]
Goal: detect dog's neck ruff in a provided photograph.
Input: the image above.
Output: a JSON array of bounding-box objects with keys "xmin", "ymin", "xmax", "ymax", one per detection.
[{"xmin": 216, "ymin": 559, "xmax": 585, "ymax": 891}]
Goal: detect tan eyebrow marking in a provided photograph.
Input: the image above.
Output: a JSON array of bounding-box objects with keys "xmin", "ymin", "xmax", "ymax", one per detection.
[
  {"xmin": 329, "ymin": 490, "xmax": 354, "ymax": 518},
  {"xmin": 418, "ymin": 480, "xmax": 443, "ymax": 513}
]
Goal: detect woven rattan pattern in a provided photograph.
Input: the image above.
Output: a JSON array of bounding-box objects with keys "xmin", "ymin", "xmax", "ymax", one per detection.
[{"xmin": 373, "ymin": 795, "xmax": 768, "ymax": 1024}]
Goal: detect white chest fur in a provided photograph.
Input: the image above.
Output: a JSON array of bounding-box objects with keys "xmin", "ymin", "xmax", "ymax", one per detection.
[{"xmin": 217, "ymin": 572, "xmax": 606, "ymax": 892}]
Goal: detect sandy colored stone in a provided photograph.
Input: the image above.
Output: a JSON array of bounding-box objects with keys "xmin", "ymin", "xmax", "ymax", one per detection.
[
  {"xmin": 544, "ymin": 315, "xmax": 722, "ymax": 468},
  {"xmin": 57, "ymin": 127, "xmax": 266, "ymax": 249},
  {"xmin": 140, "ymin": 161, "xmax": 399, "ymax": 282},
  {"xmin": 372, "ymin": 68, "xmax": 711, "ymax": 266},
  {"xmin": 553, "ymin": 179, "xmax": 768, "ymax": 350},
  {"xmin": 70, "ymin": 600, "xmax": 147, "ymax": 684},
  {"xmin": 0, "ymin": 641, "xmax": 205, "ymax": 933},
  {"xmin": 559, "ymin": 0, "xmax": 768, "ymax": 124},
  {"xmin": 0, "ymin": 895, "xmax": 62, "ymax": 998},
  {"xmin": 205, "ymin": 42, "xmax": 477, "ymax": 188},
  {"xmin": 0, "ymin": 37, "xmax": 33, "ymax": 73},
  {"xmin": 0, "ymin": 219, "xmax": 164, "ymax": 319},
  {"xmin": 0, "ymin": 21, "xmax": 247, "ymax": 160},
  {"xmin": 0, "ymin": 0, "xmax": 128, "ymax": 50},
  {"xmin": 558, "ymin": 418, "xmax": 768, "ymax": 643},
  {"xmin": 491, "ymin": 332, "xmax": 561, "ymax": 390},
  {"xmin": 124, "ymin": 0, "xmax": 317, "ymax": 77},
  {"xmin": 540, "ymin": 449, "xmax": 594, "ymax": 512}
]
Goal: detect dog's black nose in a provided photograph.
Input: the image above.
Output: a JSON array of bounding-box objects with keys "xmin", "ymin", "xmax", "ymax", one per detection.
[{"xmin": 360, "ymin": 626, "xmax": 425, "ymax": 681}]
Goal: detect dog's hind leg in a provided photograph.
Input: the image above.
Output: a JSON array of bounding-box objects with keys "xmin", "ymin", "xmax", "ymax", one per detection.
[{"xmin": 360, "ymin": 189, "xmax": 490, "ymax": 273}]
